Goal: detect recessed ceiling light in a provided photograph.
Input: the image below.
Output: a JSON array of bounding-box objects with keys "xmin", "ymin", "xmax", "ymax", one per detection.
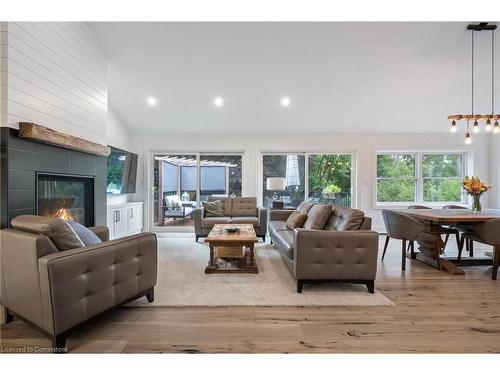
[
  {"xmin": 213, "ymin": 97, "xmax": 224, "ymax": 107},
  {"xmin": 147, "ymin": 97, "xmax": 157, "ymax": 106},
  {"xmin": 281, "ymin": 97, "xmax": 291, "ymax": 107}
]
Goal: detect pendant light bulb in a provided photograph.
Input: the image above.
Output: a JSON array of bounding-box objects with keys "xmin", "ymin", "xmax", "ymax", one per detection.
[
  {"xmin": 465, "ymin": 132, "xmax": 472, "ymax": 144},
  {"xmin": 485, "ymin": 119, "xmax": 492, "ymax": 132},
  {"xmin": 472, "ymin": 120, "xmax": 479, "ymax": 133},
  {"xmin": 450, "ymin": 120, "xmax": 457, "ymax": 132},
  {"xmin": 494, "ymin": 121, "xmax": 500, "ymax": 134}
]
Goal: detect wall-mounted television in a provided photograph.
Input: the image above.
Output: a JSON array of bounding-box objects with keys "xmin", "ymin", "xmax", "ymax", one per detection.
[{"xmin": 107, "ymin": 147, "xmax": 138, "ymax": 194}]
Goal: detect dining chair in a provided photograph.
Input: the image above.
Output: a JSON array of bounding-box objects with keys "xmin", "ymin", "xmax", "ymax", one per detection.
[
  {"xmin": 458, "ymin": 218, "xmax": 500, "ymax": 280},
  {"xmin": 382, "ymin": 210, "xmax": 441, "ymax": 271},
  {"xmin": 442, "ymin": 204, "xmax": 474, "ymax": 257}
]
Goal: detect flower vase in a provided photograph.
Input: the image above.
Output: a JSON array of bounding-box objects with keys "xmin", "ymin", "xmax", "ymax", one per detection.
[{"xmin": 472, "ymin": 195, "xmax": 482, "ymax": 213}]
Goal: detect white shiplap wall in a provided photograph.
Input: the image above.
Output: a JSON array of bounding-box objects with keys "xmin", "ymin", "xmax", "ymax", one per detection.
[
  {"xmin": 0, "ymin": 22, "xmax": 7, "ymax": 127},
  {"xmin": 1, "ymin": 22, "xmax": 107, "ymax": 144}
]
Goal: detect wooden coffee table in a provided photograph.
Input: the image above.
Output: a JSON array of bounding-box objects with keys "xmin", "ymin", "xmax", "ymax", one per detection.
[{"xmin": 204, "ymin": 224, "xmax": 258, "ymax": 274}]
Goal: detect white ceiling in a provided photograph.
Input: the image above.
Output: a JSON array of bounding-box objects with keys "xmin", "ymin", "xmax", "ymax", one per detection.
[{"xmin": 90, "ymin": 22, "xmax": 500, "ymax": 134}]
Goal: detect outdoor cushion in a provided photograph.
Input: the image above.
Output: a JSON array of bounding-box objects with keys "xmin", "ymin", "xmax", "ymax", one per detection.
[
  {"xmin": 303, "ymin": 204, "xmax": 332, "ymax": 230},
  {"xmin": 201, "ymin": 216, "xmax": 232, "ymax": 227},
  {"xmin": 271, "ymin": 229, "xmax": 295, "ymax": 259},
  {"xmin": 232, "ymin": 197, "xmax": 257, "ymax": 216},
  {"xmin": 165, "ymin": 194, "xmax": 182, "ymax": 209},
  {"xmin": 296, "ymin": 201, "xmax": 315, "ymax": 215},
  {"xmin": 203, "ymin": 200, "xmax": 224, "ymax": 217},
  {"xmin": 286, "ymin": 211, "xmax": 308, "ymax": 230},
  {"xmin": 11, "ymin": 215, "xmax": 84, "ymax": 251},
  {"xmin": 324, "ymin": 205, "xmax": 364, "ymax": 231},
  {"xmin": 230, "ymin": 216, "xmax": 260, "ymax": 226},
  {"xmin": 66, "ymin": 220, "xmax": 102, "ymax": 246}
]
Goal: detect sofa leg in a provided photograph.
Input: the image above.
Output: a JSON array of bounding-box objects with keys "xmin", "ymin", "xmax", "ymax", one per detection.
[
  {"xmin": 146, "ymin": 287, "xmax": 155, "ymax": 303},
  {"xmin": 260, "ymin": 235, "xmax": 266, "ymax": 242},
  {"xmin": 365, "ymin": 280, "xmax": 375, "ymax": 294},
  {"xmin": 2, "ymin": 307, "xmax": 14, "ymax": 324},
  {"xmin": 297, "ymin": 280, "xmax": 304, "ymax": 293},
  {"xmin": 52, "ymin": 334, "xmax": 66, "ymax": 351},
  {"xmin": 195, "ymin": 235, "xmax": 199, "ymax": 242}
]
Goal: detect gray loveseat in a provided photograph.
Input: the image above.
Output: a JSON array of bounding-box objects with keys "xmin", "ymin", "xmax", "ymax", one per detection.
[
  {"xmin": 194, "ymin": 196, "xmax": 267, "ymax": 242},
  {"xmin": 269, "ymin": 203, "xmax": 379, "ymax": 293}
]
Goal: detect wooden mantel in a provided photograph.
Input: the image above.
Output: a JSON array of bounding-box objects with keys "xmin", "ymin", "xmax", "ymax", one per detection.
[{"xmin": 18, "ymin": 123, "xmax": 111, "ymax": 157}]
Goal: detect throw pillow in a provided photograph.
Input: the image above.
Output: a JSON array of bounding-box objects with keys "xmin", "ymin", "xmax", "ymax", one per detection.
[
  {"xmin": 296, "ymin": 201, "xmax": 315, "ymax": 215},
  {"xmin": 67, "ymin": 221, "xmax": 102, "ymax": 246},
  {"xmin": 203, "ymin": 200, "xmax": 224, "ymax": 217},
  {"xmin": 285, "ymin": 211, "xmax": 308, "ymax": 230},
  {"xmin": 303, "ymin": 204, "xmax": 332, "ymax": 230},
  {"xmin": 11, "ymin": 215, "xmax": 84, "ymax": 251}
]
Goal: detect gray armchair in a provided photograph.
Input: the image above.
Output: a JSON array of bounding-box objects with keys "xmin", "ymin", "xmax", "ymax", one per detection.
[{"xmin": 0, "ymin": 219, "xmax": 157, "ymax": 351}]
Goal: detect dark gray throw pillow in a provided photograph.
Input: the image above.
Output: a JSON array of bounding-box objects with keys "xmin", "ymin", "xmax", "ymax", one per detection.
[
  {"xmin": 67, "ymin": 221, "xmax": 102, "ymax": 246},
  {"xmin": 203, "ymin": 200, "xmax": 224, "ymax": 217}
]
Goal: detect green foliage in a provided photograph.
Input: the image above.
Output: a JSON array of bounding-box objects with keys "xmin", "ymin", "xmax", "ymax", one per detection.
[
  {"xmin": 376, "ymin": 153, "xmax": 462, "ymax": 203},
  {"xmin": 308, "ymin": 154, "xmax": 351, "ymax": 195},
  {"xmin": 322, "ymin": 184, "xmax": 341, "ymax": 193}
]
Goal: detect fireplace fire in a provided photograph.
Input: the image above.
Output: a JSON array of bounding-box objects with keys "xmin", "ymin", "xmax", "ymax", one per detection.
[
  {"xmin": 53, "ymin": 208, "xmax": 75, "ymax": 221},
  {"xmin": 37, "ymin": 173, "xmax": 95, "ymax": 227}
]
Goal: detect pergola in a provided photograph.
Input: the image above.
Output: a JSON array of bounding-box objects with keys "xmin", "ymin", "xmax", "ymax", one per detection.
[{"xmin": 155, "ymin": 155, "xmax": 238, "ymax": 223}]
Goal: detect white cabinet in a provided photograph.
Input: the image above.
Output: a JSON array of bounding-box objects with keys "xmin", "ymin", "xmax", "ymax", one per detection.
[{"xmin": 107, "ymin": 202, "xmax": 143, "ymax": 239}]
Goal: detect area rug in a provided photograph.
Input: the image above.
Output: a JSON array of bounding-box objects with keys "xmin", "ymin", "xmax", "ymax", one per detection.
[{"xmin": 129, "ymin": 235, "xmax": 393, "ymax": 307}]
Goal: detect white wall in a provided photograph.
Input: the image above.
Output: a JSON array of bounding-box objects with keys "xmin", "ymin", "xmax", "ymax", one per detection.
[
  {"xmin": 0, "ymin": 22, "xmax": 107, "ymax": 144},
  {"xmin": 132, "ymin": 132, "xmax": 491, "ymax": 232},
  {"xmin": 490, "ymin": 136, "xmax": 500, "ymax": 208},
  {"xmin": 0, "ymin": 23, "xmax": 7, "ymax": 127}
]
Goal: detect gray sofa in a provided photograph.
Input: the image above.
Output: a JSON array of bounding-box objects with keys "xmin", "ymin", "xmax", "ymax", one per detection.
[
  {"xmin": 269, "ymin": 204, "xmax": 379, "ymax": 293},
  {"xmin": 0, "ymin": 216, "xmax": 157, "ymax": 351},
  {"xmin": 194, "ymin": 196, "xmax": 267, "ymax": 242}
]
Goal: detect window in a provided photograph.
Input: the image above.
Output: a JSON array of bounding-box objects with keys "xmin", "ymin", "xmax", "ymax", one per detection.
[
  {"xmin": 376, "ymin": 154, "xmax": 416, "ymax": 203},
  {"xmin": 262, "ymin": 152, "xmax": 353, "ymax": 208},
  {"xmin": 376, "ymin": 152, "xmax": 466, "ymax": 205}
]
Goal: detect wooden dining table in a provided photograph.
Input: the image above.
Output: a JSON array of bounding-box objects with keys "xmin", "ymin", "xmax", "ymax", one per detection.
[{"xmin": 402, "ymin": 208, "xmax": 500, "ymax": 276}]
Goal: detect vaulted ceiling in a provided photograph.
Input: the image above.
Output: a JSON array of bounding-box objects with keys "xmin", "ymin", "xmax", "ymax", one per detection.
[{"xmin": 90, "ymin": 22, "xmax": 500, "ymax": 134}]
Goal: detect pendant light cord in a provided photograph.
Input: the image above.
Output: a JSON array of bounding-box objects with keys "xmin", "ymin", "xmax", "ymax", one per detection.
[
  {"xmin": 472, "ymin": 30, "xmax": 475, "ymax": 116},
  {"xmin": 493, "ymin": 29, "xmax": 495, "ymax": 114}
]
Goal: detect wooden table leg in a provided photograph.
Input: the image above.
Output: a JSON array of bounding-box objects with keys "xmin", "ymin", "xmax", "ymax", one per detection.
[
  {"xmin": 249, "ymin": 243, "xmax": 255, "ymax": 266},
  {"xmin": 209, "ymin": 244, "xmax": 215, "ymax": 266},
  {"xmin": 493, "ymin": 245, "xmax": 500, "ymax": 280}
]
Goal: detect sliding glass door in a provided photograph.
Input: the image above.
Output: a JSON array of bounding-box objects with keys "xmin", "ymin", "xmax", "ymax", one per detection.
[
  {"xmin": 262, "ymin": 152, "xmax": 353, "ymax": 208},
  {"xmin": 262, "ymin": 154, "xmax": 305, "ymax": 208},
  {"xmin": 153, "ymin": 153, "xmax": 242, "ymax": 230}
]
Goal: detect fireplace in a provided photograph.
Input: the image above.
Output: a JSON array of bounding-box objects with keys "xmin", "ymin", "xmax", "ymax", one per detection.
[{"xmin": 36, "ymin": 173, "xmax": 95, "ymax": 227}]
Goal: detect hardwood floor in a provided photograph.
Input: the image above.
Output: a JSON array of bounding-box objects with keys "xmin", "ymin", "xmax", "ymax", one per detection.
[{"xmin": 1, "ymin": 236, "xmax": 499, "ymax": 353}]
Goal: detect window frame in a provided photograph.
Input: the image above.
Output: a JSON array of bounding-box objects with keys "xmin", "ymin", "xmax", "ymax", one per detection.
[{"xmin": 375, "ymin": 150, "xmax": 468, "ymax": 207}]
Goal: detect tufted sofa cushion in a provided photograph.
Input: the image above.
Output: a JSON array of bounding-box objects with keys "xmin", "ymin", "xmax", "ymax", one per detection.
[
  {"xmin": 324, "ymin": 205, "xmax": 365, "ymax": 231},
  {"xmin": 231, "ymin": 197, "xmax": 257, "ymax": 217}
]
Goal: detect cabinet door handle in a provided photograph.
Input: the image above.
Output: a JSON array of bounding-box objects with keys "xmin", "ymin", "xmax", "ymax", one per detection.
[
  {"xmin": 130, "ymin": 208, "xmax": 134, "ymax": 219},
  {"xmin": 116, "ymin": 210, "xmax": 121, "ymax": 222}
]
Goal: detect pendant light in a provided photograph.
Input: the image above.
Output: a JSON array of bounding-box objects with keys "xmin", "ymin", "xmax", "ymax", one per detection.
[{"xmin": 447, "ymin": 23, "xmax": 499, "ymax": 143}]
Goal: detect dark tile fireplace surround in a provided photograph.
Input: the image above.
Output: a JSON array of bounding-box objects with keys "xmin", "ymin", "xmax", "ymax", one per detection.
[{"xmin": 0, "ymin": 128, "xmax": 107, "ymax": 228}]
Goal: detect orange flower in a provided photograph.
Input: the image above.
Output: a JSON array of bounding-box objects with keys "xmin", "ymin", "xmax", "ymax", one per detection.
[{"xmin": 462, "ymin": 176, "xmax": 492, "ymax": 196}]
